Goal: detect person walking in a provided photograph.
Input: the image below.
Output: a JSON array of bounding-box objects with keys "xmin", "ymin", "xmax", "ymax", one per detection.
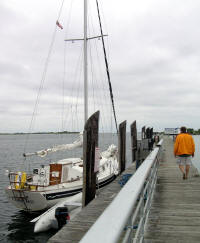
[{"xmin": 174, "ymin": 126, "xmax": 195, "ymax": 179}]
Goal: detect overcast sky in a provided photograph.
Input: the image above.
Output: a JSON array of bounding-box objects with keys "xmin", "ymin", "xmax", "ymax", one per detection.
[{"xmin": 1, "ymin": 0, "xmax": 200, "ymax": 133}]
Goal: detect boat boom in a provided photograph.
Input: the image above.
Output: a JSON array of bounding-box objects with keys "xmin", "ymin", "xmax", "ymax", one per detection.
[{"xmin": 23, "ymin": 134, "xmax": 83, "ymax": 158}]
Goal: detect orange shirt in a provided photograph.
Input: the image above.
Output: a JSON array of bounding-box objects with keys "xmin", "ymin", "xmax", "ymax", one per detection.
[{"xmin": 174, "ymin": 133, "xmax": 195, "ymax": 156}]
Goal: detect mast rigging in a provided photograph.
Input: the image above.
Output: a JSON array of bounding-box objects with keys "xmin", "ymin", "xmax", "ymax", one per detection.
[{"xmin": 95, "ymin": 0, "xmax": 118, "ymax": 133}]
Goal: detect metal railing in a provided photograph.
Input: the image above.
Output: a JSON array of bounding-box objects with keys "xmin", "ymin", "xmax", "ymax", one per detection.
[{"xmin": 80, "ymin": 139, "xmax": 163, "ymax": 243}]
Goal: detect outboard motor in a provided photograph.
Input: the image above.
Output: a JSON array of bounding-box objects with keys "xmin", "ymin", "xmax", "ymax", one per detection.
[{"xmin": 55, "ymin": 207, "xmax": 70, "ymax": 229}]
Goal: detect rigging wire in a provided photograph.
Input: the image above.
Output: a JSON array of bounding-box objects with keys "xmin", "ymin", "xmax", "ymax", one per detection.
[
  {"xmin": 95, "ymin": 0, "xmax": 118, "ymax": 134},
  {"xmin": 61, "ymin": 41, "xmax": 67, "ymax": 138},
  {"xmin": 64, "ymin": 44, "xmax": 84, "ymax": 130},
  {"xmin": 60, "ymin": 0, "xmax": 74, "ymax": 139},
  {"xmin": 87, "ymin": 4, "xmax": 112, "ymax": 135},
  {"xmin": 23, "ymin": 0, "xmax": 65, "ymax": 154},
  {"xmin": 96, "ymin": 3, "xmax": 115, "ymax": 137},
  {"xmin": 88, "ymin": 41, "xmax": 104, "ymax": 134}
]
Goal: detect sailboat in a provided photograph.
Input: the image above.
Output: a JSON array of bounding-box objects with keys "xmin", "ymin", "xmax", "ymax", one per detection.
[{"xmin": 5, "ymin": 0, "xmax": 119, "ymax": 212}]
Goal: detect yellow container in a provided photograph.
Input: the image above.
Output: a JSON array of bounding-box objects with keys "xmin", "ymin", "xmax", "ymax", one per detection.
[{"xmin": 30, "ymin": 185, "xmax": 36, "ymax": 191}]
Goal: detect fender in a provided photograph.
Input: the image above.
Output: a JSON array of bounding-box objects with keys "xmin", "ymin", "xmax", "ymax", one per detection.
[{"xmin": 15, "ymin": 172, "xmax": 26, "ymax": 189}]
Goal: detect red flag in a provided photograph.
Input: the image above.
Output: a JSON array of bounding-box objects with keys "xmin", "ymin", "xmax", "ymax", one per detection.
[{"xmin": 56, "ymin": 20, "xmax": 63, "ymax": 30}]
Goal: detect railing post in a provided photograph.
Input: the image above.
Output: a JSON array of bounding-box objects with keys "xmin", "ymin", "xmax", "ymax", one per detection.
[
  {"xmin": 82, "ymin": 111, "xmax": 100, "ymax": 207},
  {"xmin": 130, "ymin": 120, "xmax": 137, "ymax": 163},
  {"xmin": 118, "ymin": 120, "xmax": 126, "ymax": 174}
]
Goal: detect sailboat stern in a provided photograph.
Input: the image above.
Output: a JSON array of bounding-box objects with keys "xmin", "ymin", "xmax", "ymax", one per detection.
[{"xmin": 5, "ymin": 187, "xmax": 48, "ymax": 212}]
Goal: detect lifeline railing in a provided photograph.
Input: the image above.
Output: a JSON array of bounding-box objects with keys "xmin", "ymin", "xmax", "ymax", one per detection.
[{"xmin": 80, "ymin": 139, "xmax": 163, "ymax": 243}]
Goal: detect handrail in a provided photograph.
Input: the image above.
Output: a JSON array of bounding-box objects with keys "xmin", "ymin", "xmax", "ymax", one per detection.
[{"xmin": 80, "ymin": 139, "xmax": 163, "ymax": 243}]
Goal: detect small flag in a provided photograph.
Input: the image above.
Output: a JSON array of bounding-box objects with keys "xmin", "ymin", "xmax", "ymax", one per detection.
[{"xmin": 56, "ymin": 20, "xmax": 63, "ymax": 30}]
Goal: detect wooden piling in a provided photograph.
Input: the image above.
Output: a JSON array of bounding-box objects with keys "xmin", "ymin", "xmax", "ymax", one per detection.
[
  {"xmin": 130, "ymin": 120, "xmax": 137, "ymax": 163},
  {"xmin": 82, "ymin": 111, "xmax": 100, "ymax": 207},
  {"xmin": 142, "ymin": 126, "xmax": 146, "ymax": 139},
  {"xmin": 149, "ymin": 127, "xmax": 154, "ymax": 150},
  {"xmin": 146, "ymin": 127, "xmax": 150, "ymax": 139},
  {"xmin": 118, "ymin": 120, "xmax": 126, "ymax": 174},
  {"xmin": 150, "ymin": 127, "xmax": 153, "ymax": 138},
  {"xmin": 136, "ymin": 126, "xmax": 150, "ymax": 169}
]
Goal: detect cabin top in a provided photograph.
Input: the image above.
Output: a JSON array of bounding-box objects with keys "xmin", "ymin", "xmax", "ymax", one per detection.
[{"xmin": 52, "ymin": 158, "xmax": 82, "ymax": 165}]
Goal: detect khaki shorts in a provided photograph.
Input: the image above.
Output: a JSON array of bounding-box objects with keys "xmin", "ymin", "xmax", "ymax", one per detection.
[{"xmin": 176, "ymin": 156, "xmax": 192, "ymax": 166}]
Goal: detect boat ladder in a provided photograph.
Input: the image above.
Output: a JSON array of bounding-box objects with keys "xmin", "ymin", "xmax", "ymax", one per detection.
[{"xmin": 11, "ymin": 189, "xmax": 30, "ymax": 212}]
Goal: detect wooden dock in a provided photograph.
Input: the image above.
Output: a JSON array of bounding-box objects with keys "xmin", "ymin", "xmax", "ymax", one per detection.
[
  {"xmin": 144, "ymin": 136, "xmax": 200, "ymax": 243},
  {"xmin": 48, "ymin": 136, "xmax": 200, "ymax": 243},
  {"xmin": 48, "ymin": 163, "xmax": 136, "ymax": 243}
]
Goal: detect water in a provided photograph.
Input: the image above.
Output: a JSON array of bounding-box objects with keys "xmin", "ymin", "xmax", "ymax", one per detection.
[
  {"xmin": 191, "ymin": 135, "xmax": 200, "ymax": 172},
  {"xmin": 0, "ymin": 133, "xmax": 132, "ymax": 243}
]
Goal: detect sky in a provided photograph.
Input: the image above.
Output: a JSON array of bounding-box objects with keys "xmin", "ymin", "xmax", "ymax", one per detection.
[{"xmin": 1, "ymin": 0, "xmax": 200, "ymax": 133}]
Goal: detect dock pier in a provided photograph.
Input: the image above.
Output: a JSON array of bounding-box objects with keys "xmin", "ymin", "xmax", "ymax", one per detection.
[
  {"xmin": 144, "ymin": 136, "xmax": 200, "ymax": 243},
  {"xmin": 48, "ymin": 136, "xmax": 200, "ymax": 243}
]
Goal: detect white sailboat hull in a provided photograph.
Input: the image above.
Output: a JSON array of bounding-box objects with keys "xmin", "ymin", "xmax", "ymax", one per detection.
[{"xmin": 5, "ymin": 173, "xmax": 116, "ymax": 212}]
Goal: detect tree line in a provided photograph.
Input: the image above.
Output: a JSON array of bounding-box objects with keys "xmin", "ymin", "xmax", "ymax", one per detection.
[{"xmin": 187, "ymin": 128, "xmax": 200, "ymax": 135}]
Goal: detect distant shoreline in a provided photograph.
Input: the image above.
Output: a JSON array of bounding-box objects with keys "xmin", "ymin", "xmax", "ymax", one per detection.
[{"xmin": 0, "ymin": 131, "xmax": 79, "ymax": 135}]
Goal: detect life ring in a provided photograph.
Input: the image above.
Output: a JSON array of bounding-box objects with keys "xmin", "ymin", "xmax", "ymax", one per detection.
[{"xmin": 15, "ymin": 172, "xmax": 27, "ymax": 189}]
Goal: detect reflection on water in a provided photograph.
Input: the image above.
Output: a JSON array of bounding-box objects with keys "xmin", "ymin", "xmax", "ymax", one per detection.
[
  {"xmin": 7, "ymin": 211, "xmax": 35, "ymax": 242},
  {"xmin": 6, "ymin": 211, "xmax": 56, "ymax": 243}
]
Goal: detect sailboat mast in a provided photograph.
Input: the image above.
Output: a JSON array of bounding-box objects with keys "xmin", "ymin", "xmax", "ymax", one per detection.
[{"xmin": 84, "ymin": 0, "xmax": 88, "ymax": 123}]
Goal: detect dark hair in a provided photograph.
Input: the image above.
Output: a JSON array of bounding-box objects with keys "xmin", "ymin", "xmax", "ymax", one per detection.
[{"xmin": 180, "ymin": 126, "xmax": 187, "ymax": 133}]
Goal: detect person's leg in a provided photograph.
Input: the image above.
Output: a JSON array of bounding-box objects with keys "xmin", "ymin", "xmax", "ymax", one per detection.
[
  {"xmin": 185, "ymin": 157, "xmax": 192, "ymax": 179},
  {"xmin": 185, "ymin": 165, "xmax": 190, "ymax": 179},
  {"xmin": 179, "ymin": 165, "xmax": 185, "ymax": 175},
  {"xmin": 177, "ymin": 157, "xmax": 186, "ymax": 179}
]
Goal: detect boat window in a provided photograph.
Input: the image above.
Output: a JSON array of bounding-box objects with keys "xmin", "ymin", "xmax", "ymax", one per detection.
[{"xmin": 33, "ymin": 169, "xmax": 39, "ymax": 174}]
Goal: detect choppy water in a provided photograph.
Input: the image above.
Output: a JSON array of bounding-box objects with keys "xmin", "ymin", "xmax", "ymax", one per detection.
[{"xmin": 0, "ymin": 133, "xmax": 132, "ymax": 243}]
